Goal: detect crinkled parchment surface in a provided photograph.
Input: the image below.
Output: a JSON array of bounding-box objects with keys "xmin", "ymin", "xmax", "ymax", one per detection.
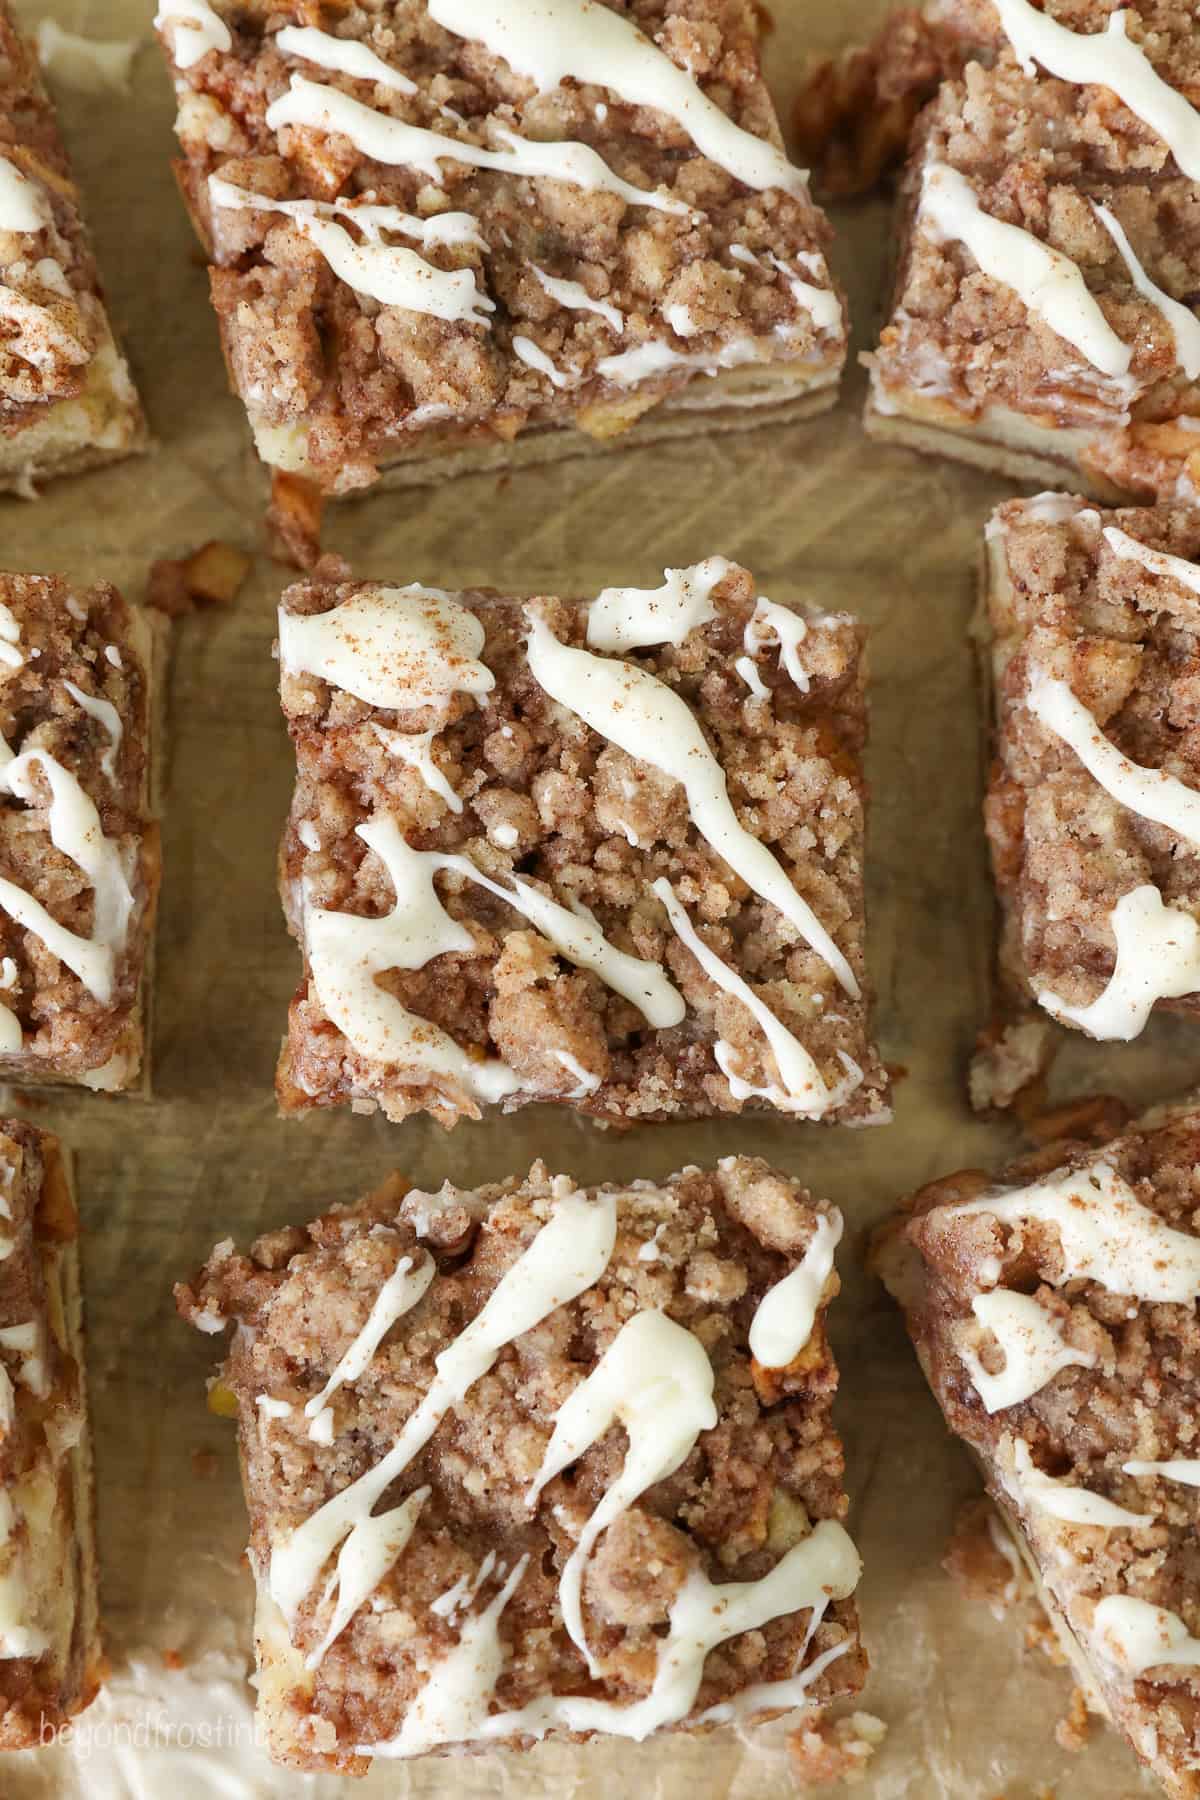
[{"xmin": 1, "ymin": 0, "xmax": 1185, "ymax": 1793}]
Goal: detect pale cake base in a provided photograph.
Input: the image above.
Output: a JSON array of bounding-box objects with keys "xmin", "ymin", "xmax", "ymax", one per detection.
[
  {"xmin": 0, "ymin": 334, "xmax": 147, "ymax": 500},
  {"xmin": 863, "ymin": 396, "xmax": 1129, "ymax": 504}
]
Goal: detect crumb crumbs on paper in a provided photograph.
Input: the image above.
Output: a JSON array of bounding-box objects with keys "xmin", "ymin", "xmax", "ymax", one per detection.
[
  {"xmin": 1055, "ymin": 1686, "xmax": 1092, "ymax": 1754},
  {"xmin": 943, "ymin": 1497, "xmax": 1029, "ymax": 1620},
  {"xmin": 788, "ymin": 1711, "xmax": 887, "ymax": 1787},
  {"xmin": 147, "ymin": 542, "xmax": 252, "ymax": 616}
]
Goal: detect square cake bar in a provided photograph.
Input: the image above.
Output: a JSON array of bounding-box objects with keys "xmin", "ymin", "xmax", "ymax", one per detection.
[
  {"xmin": 275, "ymin": 558, "xmax": 888, "ymax": 1128},
  {"xmin": 866, "ymin": 0, "xmax": 1200, "ymax": 503},
  {"xmin": 155, "ymin": 0, "xmax": 846, "ymax": 497},
  {"xmin": 0, "ymin": 1121, "xmax": 100, "ymax": 1747},
  {"xmin": 875, "ymin": 1102, "xmax": 1200, "ymax": 1798},
  {"xmin": 0, "ymin": 574, "xmax": 160, "ymax": 1091},
  {"xmin": 972, "ymin": 495, "xmax": 1200, "ymax": 1110},
  {"xmin": 177, "ymin": 1155, "xmax": 865, "ymax": 1769},
  {"xmin": 1, "ymin": 0, "xmax": 145, "ymax": 493}
]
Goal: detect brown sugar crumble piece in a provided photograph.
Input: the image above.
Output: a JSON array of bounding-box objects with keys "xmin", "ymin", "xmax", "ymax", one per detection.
[
  {"xmin": 0, "ymin": 573, "xmax": 160, "ymax": 1091},
  {"xmin": 0, "ymin": 0, "xmax": 145, "ymax": 494},
  {"xmin": 970, "ymin": 495, "xmax": 1200, "ymax": 1110},
  {"xmin": 874, "ymin": 1099, "xmax": 1200, "ymax": 1798},
  {"xmin": 153, "ymin": 0, "xmax": 846, "ymax": 501},
  {"xmin": 274, "ymin": 558, "xmax": 888, "ymax": 1129},
  {"xmin": 0, "ymin": 1122, "xmax": 101, "ymax": 1747},
  {"xmin": 865, "ymin": 0, "xmax": 1200, "ymax": 503},
  {"xmin": 175, "ymin": 1155, "xmax": 866, "ymax": 1770}
]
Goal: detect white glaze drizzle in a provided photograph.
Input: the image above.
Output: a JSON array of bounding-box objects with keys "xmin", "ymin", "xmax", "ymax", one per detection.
[
  {"xmin": 0, "ymin": 158, "xmax": 49, "ymax": 234},
  {"xmin": 654, "ymin": 877, "xmax": 860, "ymax": 1118},
  {"xmin": 598, "ymin": 332, "xmax": 775, "ymax": 387},
  {"xmin": 63, "ymin": 680, "xmax": 122, "ymax": 782},
  {"xmin": 208, "ymin": 178, "xmax": 492, "ymax": 323},
  {"xmin": 303, "ymin": 1252, "xmax": 435, "ymax": 1442},
  {"xmin": 736, "ymin": 655, "xmax": 770, "ymax": 699},
  {"xmin": 279, "ymin": 586, "xmax": 494, "ymax": 712},
  {"xmin": 527, "ymin": 610, "xmax": 859, "ymax": 996},
  {"xmin": 554, "ymin": 1048, "xmax": 599, "ymax": 1096},
  {"xmin": 366, "ymin": 1518, "xmax": 860, "ymax": 1752},
  {"xmin": 532, "ymin": 265, "xmax": 623, "ymax": 333},
  {"xmin": 386, "ymin": 1556, "xmax": 529, "ymax": 1755},
  {"xmin": 960, "ymin": 1290, "xmax": 1095, "ymax": 1414},
  {"xmin": 266, "ymin": 78, "xmax": 691, "ymax": 215},
  {"xmin": 308, "ymin": 1488, "xmax": 429, "ymax": 1667},
  {"xmin": 1037, "ymin": 885, "xmax": 1200, "ymax": 1040},
  {"xmin": 921, "ymin": 162, "xmax": 1133, "ymax": 382},
  {"xmin": 211, "ymin": 178, "xmax": 485, "ymax": 253},
  {"xmin": 425, "ymin": 0, "xmax": 806, "ymax": 195},
  {"xmin": 1094, "ymin": 204, "xmax": 1200, "ymax": 380},
  {"xmin": 373, "ymin": 724, "xmax": 462, "ymax": 812},
  {"xmin": 0, "ymin": 608, "xmax": 23, "ymax": 672},
  {"xmin": 0, "ymin": 743, "xmax": 134, "ymax": 1005},
  {"xmin": 995, "ymin": 0, "xmax": 1200, "ymax": 182},
  {"xmin": 742, "ymin": 596, "xmax": 811, "ymax": 692},
  {"xmin": 1009, "ymin": 1438, "xmax": 1144, "ymax": 1528},
  {"xmin": 586, "ymin": 557, "xmax": 732, "ymax": 653},
  {"xmin": 1124, "ymin": 1459, "xmax": 1200, "ymax": 1485},
  {"xmin": 1027, "ymin": 666, "xmax": 1200, "ymax": 845},
  {"xmin": 257, "ymin": 1395, "xmax": 293, "ymax": 1420},
  {"xmin": 768, "ymin": 253, "xmax": 841, "ymax": 335},
  {"xmin": 154, "ymin": 0, "xmax": 231, "ymax": 68},
  {"xmin": 749, "ymin": 1212, "xmax": 842, "ymax": 1368},
  {"xmin": 303, "ymin": 814, "xmax": 520, "ymax": 1104},
  {"xmin": 275, "ymin": 24, "xmax": 417, "ymax": 95},
  {"xmin": 1103, "ymin": 523, "xmax": 1200, "ymax": 598},
  {"xmin": 512, "ymin": 334, "xmax": 570, "ymax": 388},
  {"xmin": 527, "ymin": 1310, "xmax": 715, "ymax": 1669},
  {"xmin": 1093, "ymin": 1596, "xmax": 1200, "ymax": 1674},
  {"xmin": 269, "ymin": 1188, "xmax": 618, "ymax": 1631},
  {"xmin": 949, "ymin": 1159, "xmax": 1200, "ymax": 1302}
]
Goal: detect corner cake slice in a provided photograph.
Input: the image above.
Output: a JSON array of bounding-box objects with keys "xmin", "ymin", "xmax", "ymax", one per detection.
[
  {"xmin": 971, "ymin": 494, "xmax": 1200, "ymax": 1111},
  {"xmin": 1, "ymin": 0, "xmax": 145, "ymax": 493},
  {"xmin": 176, "ymin": 1155, "xmax": 865, "ymax": 1770},
  {"xmin": 0, "ymin": 1121, "xmax": 100, "ymax": 1747},
  {"xmin": 154, "ymin": 0, "xmax": 845, "ymax": 500},
  {"xmin": 275, "ymin": 557, "xmax": 888, "ymax": 1128},
  {"xmin": 866, "ymin": 0, "xmax": 1200, "ymax": 504},
  {"xmin": 876, "ymin": 1100, "xmax": 1200, "ymax": 1798}
]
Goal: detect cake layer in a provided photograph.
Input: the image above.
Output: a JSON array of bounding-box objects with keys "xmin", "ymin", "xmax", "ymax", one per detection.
[{"xmin": 177, "ymin": 1156, "xmax": 865, "ymax": 1769}]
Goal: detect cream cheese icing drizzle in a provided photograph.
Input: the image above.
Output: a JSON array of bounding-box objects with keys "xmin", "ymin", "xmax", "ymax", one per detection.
[
  {"xmin": 512, "ymin": 334, "xmax": 570, "ymax": 387},
  {"xmin": 269, "ymin": 1185, "xmax": 617, "ymax": 1631},
  {"xmin": 949, "ymin": 1158, "xmax": 1200, "ymax": 1301},
  {"xmin": 209, "ymin": 179, "xmax": 492, "ymax": 323},
  {"xmin": 526, "ymin": 610, "xmax": 858, "ymax": 996},
  {"xmin": 211, "ymin": 180, "xmax": 486, "ymax": 253},
  {"xmin": 769, "ymin": 253, "xmax": 841, "ymax": 334},
  {"xmin": 995, "ymin": 0, "xmax": 1200, "ymax": 182},
  {"xmin": 1027, "ymin": 666, "xmax": 1200, "ymax": 845},
  {"xmin": 63, "ymin": 680, "xmax": 122, "ymax": 782},
  {"xmin": 0, "ymin": 607, "xmax": 23, "ymax": 672},
  {"xmin": 0, "ymin": 742, "xmax": 134, "ymax": 1006},
  {"xmin": 154, "ymin": 0, "xmax": 231, "ymax": 68},
  {"xmin": 586, "ymin": 557, "xmax": 731, "ymax": 653},
  {"xmin": 1009, "ymin": 1438, "xmax": 1144, "ymax": 1528},
  {"xmin": 1124, "ymin": 1459, "xmax": 1200, "ymax": 1485},
  {"xmin": 361, "ymin": 1512, "xmax": 859, "ymax": 1749},
  {"xmin": 598, "ymin": 332, "xmax": 777, "ymax": 386},
  {"xmin": 373, "ymin": 724, "xmax": 462, "ymax": 812},
  {"xmin": 303, "ymin": 815, "xmax": 520, "ymax": 1104},
  {"xmin": 386, "ymin": 1555, "xmax": 529, "ymax": 1754},
  {"xmin": 960, "ymin": 1290, "xmax": 1095, "ymax": 1413},
  {"xmin": 526, "ymin": 1310, "xmax": 716, "ymax": 1671},
  {"xmin": 302, "ymin": 1251, "xmax": 435, "ymax": 1442},
  {"xmin": 310, "ymin": 1488, "xmax": 429, "ymax": 1667},
  {"xmin": 426, "ymin": 0, "xmax": 806, "ymax": 196},
  {"xmin": 266, "ymin": 78, "xmax": 691, "ymax": 215},
  {"xmin": 921, "ymin": 162, "xmax": 1133, "ymax": 382},
  {"xmin": 654, "ymin": 878, "xmax": 860, "ymax": 1117},
  {"xmin": 743, "ymin": 596, "xmax": 811, "ymax": 691},
  {"xmin": 1093, "ymin": 1596, "xmax": 1200, "ymax": 1674},
  {"xmin": 1037, "ymin": 885, "xmax": 1200, "ymax": 1040},
  {"xmin": 279, "ymin": 586, "xmax": 494, "ymax": 712},
  {"xmin": 0, "ymin": 157, "xmax": 49, "ymax": 234},
  {"xmin": 749, "ymin": 1212, "xmax": 842, "ymax": 1368},
  {"xmin": 532, "ymin": 264, "xmax": 623, "ymax": 333},
  {"xmin": 1094, "ymin": 204, "xmax": 1200, "ymax": 380},
  {"xmin": 275, "ymin": 24, "xmax": 418, "ymax": 95},
  {"xmin": 1103, "ymin": 523, "xmax": 1200, "ymax": 597}
]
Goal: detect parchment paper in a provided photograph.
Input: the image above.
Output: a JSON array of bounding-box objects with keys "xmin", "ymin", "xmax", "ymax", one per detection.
[{"xmin": 1, "ymin": 1, "xmax": 1191, "ymax": 1792}]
